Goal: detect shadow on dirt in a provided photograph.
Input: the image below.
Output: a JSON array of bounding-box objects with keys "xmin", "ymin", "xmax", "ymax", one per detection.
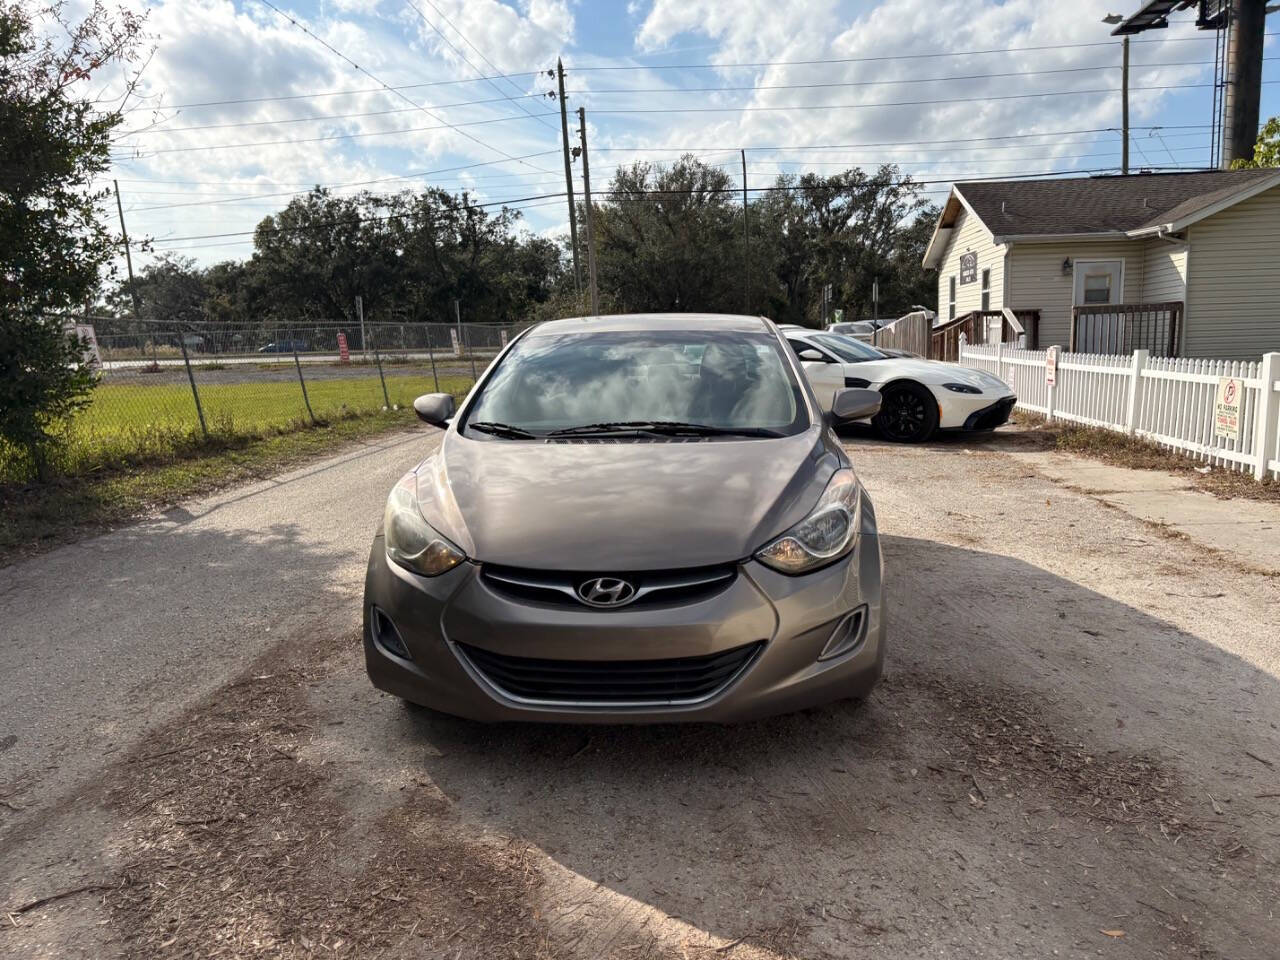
[{"xmin": 373, "ymin": 535, "xmax": 1279, "ymax": 959}]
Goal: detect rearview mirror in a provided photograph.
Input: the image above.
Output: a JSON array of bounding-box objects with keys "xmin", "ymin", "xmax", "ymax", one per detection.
[
  {"xmin": 830, "ymin": 387, "xmax": 881, "ymax": 422},
  {"xmin": 413, "ymin": 393, "xmax": 456, "ymax": 427},
  {"xmin": 798, "ymin": 349, "xmax": 826, "ymax": 362}
]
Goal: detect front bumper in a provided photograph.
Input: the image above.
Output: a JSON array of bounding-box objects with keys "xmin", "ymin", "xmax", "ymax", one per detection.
[
  {"xmin": 362, "ymin": 526, "xmax": 885, "ymax": 724},
  {"xmin": 934, "ymin": 390, "xmax": 1017, "ymax": 431}
]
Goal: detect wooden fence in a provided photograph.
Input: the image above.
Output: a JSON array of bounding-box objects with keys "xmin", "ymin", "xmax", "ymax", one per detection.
[
  {"xmin": 930, "ymin": 309, "xmax": 1039, "ymax": 361},
  {"xmin": 870, "ymin": 311, "xmax": 930, "ymax": 355},
  {"xmin": 1070, "ymin": 301, "xmax": 1182, "ymax": 356},
  {"xmin": 958, "ymin": 336, "xmax": 1280, "ymax": 480}
]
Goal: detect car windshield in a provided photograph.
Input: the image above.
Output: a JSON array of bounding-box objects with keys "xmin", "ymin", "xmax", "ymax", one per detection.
[
  {"xmin": 812, "ymin": 333, "xmax": 887, "ymax": 362},
  {"xmin": 464, "ymin": 329, "xmax": 808, "ymax": 437}
]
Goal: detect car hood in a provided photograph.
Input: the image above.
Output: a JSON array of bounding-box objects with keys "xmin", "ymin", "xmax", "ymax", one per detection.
[
  {"xmin": 413, "ymin": 428, "xmax": 839, "ymax": 571},
  {"xmin": 865, "ymin": 357, "xmax": 1011, "ymax": 391}
]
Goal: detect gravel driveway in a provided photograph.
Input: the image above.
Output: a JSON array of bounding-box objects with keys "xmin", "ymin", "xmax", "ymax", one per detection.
[{"xmin": 1, "ymin": 425, "xmax": 1277, "ymax": 959}]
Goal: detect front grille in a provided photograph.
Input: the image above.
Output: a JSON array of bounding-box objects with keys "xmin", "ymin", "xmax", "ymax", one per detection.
[
  {"xmin": 456, "ymin": 641, "xmax": 765, "ymax": 706},
  {"xmin": 480, "ymin": 563, "xmax": 736, "ymax": 609},
  {"xmin": 965, "ymin": 395, "xmax": 1017, "ymax": 431}
]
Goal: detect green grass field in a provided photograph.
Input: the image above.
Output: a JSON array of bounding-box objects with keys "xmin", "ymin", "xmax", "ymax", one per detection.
[{"xmin": 1, "ymin": 373, "xmax": 473, "ymax": 483}]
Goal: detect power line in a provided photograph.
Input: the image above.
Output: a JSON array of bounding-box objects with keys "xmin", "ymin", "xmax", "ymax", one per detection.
[
  {"xmin": 255, "ymin": 0, "xmax": 554, "ymax": 175},
  {"xmin": 565, "ymin": 33, "xmax": 1280, "ymax": 72},
  {"xmin": 566, "ymin": 58, "xmax": 1276, "ymax": 95},
  {"xmin": 583, "ymin": 82, "xmax": 1277, "ymax": 114},
  {"xmin": 115, "ymin": 92, "xmax": 547, "ymax": 136},
  {"xmin": 404, "ymin": 0, "xmax": 558, "ymax": 131}
]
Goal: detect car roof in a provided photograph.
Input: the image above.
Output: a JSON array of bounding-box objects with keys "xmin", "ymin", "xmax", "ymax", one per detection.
[{"xmin": 527, "ymin": 313, "xmax": 773, "ymax": 337}]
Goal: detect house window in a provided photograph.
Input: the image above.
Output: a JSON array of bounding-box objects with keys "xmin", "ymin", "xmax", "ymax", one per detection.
[
  {"xmin": 981, "ymin": 268, "xmax": 991, "ymax": 311},
  {"xmin": 1083, "ymin": 272, "xmax": 1112, "ymax": 304},
  {"xmin": 948, "ymin": 276, "xmax": 956, "ymax": 320}
]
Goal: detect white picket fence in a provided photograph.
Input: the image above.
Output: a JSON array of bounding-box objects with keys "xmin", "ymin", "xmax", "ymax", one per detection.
[{"xmin": 957, "ymin": 335, "xmax": 1280, "ymax": 480}]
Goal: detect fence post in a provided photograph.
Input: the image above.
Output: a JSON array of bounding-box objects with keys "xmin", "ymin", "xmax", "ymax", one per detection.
[
  {"xmin": 293, "ymin": 346, "xmax": 317, "ymax": 425},
  {"xmin": 371, "ymin": 328, "xmax": 391, "ymax": 409},
  {"xmin": 178, "ymin": 334, "xmax": 208, "ymax": 438},
  {"xmin": 426, "ymin": 325, "xmax": 441, "ymax": 393},
  {"xmin": 958, "ymin": 332, "xmax": 966, "ymax": 362},
  {"xmin": 1045, "ymin": 345, "xmax": 1059, "ymax": 423},
  {"xmin": 1253, "ymin": 352, "xmax": 1279, "ymax": 480},
  {"xmin": 994, "ymin": 337, "xmax": 1004, "ymax": 383},
  {"xmin": 1124, "ymin": 348, "xmax": 1148, "ymax": 435}
]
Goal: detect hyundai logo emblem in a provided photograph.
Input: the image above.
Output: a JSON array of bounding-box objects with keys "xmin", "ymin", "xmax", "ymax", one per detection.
[{"xmin": 576, "ymin": 576, "xmax": 637, "ymax": 608}]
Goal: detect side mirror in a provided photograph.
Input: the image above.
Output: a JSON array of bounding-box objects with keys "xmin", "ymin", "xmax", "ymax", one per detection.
[
  {"xmin": 798, "ymin": 349, "xmax": 827, "ymax": 362},
  {"xmin": 413, "ymin": 393, "xmax": 456, "ymax": 427},
  {"xmin": 830, "ymin": 387, "xmax": 882, "ymax": 422}
]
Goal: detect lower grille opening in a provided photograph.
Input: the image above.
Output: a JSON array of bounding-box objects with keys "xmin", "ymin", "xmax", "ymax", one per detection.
[
  {"xmin": 965, "ymin": 396, "xmax": 1017, "ymax": 431},
  {"xmin": 371, "ymin": 607, "xmax": 411, "ymax": 660},
  {"xmin": 457, "ymin": 640, "xmax": 765, "ymax": 705}
]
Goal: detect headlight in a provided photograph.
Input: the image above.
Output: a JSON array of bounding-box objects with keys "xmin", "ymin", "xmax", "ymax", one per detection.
[
  {"xmin": 755, "ymin": 469, "xmax": 860, "ymax": 574},
  {"xmin": 942, "ymin": 382, "xmax": 982, "ymax": 394},
  {"xmin": 383, "ymin": 474, "xmax": 466, "ymax": 576}
]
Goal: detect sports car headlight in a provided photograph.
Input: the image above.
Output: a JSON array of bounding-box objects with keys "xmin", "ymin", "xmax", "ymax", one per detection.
[
  {"xmin": 383, "ymin": 474, "xmax": 465, "ymax": 576},
  {"xmin": 755, "ymin": 469, "xmax": 861, "ymax": 574},
  {"xmin": 942, "ymin": 382, "xmax": 983, "ymax": 394}
]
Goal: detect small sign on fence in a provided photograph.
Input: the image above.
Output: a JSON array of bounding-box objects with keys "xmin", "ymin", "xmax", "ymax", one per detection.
[
  {"xmin": 1214, "ymin": 377, "xmax": 1242, "ymax": 441},
  {"xmin": 1045, "ymin": 346, "xmax": 1058, "ymax": 387},
  {"xmin": 72, "ymin": 323, "xmax": 102, "ymax": 371},
  {"xmin": 500, "ymin": 329, "xmax": 508, "ymax": 348},
  {"xmin": 336, "ymin": 332, "xmax": 350, "ymax": 363},
  {"xmin": 450, "ymin": 328, "xmax": 461, "ymax": 358}
]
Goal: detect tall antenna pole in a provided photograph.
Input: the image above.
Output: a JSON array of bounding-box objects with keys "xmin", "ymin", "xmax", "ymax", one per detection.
[
  {"xmin": 114, "ymin": 180, "xmax": 142, "ymax": 316},
  {"xmin": 556, "ymin": 58, "xmax": 581, "ymax": 294},
  {"xmin": 577, "ymin": 106, "xmax": 600, "ymax": 316},
  {"xmin": 1121, "ymin": 37, "xmax": 1130, "ymax": 175}
]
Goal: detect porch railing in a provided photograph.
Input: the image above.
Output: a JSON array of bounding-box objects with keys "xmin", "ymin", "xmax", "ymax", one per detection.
[
  {"xmin": 1070, "ymin": 301, "xmax": 1183, "ymax": 357},
  {"xmin": 930, "ymin": 309, "xmax": 1040, "ymax": 361}
]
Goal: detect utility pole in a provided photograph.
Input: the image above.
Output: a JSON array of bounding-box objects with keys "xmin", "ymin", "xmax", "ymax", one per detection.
[
  {"xmin": 741, "ymin": 149, "xmax": 750, "ymax": 314},
  {"xmin": 556, "ymin": 58, "xmax": 581, "ymax": 294},
  {"xmin": 113, "ymin": 180, "xmax": 142, "ymax": 316},
  {"xmin": 1223, "ymin": 0, "xmax": 1266, "ymax": 166},
  {"xmin": 1121, "ymin": 36, "xmax": 1130, "ymax": 175},
  {"xmin": 576, "ymin": 107, "xmax": 600, "ymax": 315}
]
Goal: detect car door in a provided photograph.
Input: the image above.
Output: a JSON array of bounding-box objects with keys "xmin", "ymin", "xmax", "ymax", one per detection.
[{"xmin": 786, "ymin": 338, "xmax": 845, "ymax": 412}]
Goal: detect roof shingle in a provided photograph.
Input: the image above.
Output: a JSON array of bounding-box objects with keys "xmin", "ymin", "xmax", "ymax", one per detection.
[{"xmin": 954, "ymin": 170, "xmax": 1279, "ymax": 238}]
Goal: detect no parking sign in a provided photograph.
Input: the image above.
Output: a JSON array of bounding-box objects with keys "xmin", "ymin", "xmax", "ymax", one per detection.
[{"xmin": 1214, "ymin": 377, "xmax": 1242, "ymax": 441}]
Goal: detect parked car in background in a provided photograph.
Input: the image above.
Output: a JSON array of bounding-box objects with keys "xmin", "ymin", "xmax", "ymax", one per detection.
[
  {"xmin": 782, "ymin": 329, "xmax": 1016, "ymax": 443},
  {"xmin": 258, "ymin": 339, "xmax": 308, "ymax": 354},
  {"xmin": 363, "ymin": 313, "xmax": 887, "ymax": 723},
  {"xmin": 826, "ymin": 320, "xmax": 879, "ymax": 341}
]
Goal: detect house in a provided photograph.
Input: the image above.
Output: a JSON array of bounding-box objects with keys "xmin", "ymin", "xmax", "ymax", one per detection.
[{"xmin": 921, "ymin": 169, "xmax": 1280, "ymax": 359}]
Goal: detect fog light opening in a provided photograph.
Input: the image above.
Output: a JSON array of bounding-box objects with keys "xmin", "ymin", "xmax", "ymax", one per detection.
[
  {"xmin": 371, "ymin": 607, "xmax": 412, "ymax": 661},
  {"xmin": 818, "ymin": 606, "xmax": 867, "ymax": 661}
]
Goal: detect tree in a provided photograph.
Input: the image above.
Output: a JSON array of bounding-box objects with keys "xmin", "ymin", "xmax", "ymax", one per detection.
[
  {"xmin": 1231, "ymin": 116, "xmax": 1280, "ymax": 169},
  {"xmin": 0, "ymin": 2, "xmax": 146, "ymax": 479}
]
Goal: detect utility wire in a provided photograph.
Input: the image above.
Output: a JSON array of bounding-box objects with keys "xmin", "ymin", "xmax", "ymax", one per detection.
[
  {"xmin": 566, "ymin": 32, "xmax": 1280, "ymax": 71},
  {"xmin": 403, "ymin": 0, "xmax": 558, "ymax": 131},
  {"xmin": 254, "ymin": 0, "xmax": 555, "ymax": 174}
]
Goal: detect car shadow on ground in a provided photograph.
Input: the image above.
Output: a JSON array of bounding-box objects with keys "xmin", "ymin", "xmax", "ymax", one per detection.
[{"xmin": 372, "ymin": 535, "xmax": 1280, "ymax": 959}]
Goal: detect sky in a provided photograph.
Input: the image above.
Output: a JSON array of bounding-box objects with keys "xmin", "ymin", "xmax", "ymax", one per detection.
[{"xmin": 93, "ymin": 0, "xmax": 1280, "ymax": 268}]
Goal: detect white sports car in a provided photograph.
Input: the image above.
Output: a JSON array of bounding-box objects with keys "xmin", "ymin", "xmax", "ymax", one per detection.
[{"xmin": 781, "ymin": 329, "xmax": 1016, "ymax": 443}]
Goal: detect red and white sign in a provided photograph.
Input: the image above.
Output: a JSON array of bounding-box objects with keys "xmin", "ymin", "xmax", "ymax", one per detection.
[
  {"xmin": 500, "ymin": 329, "xmax": 508, "ymax": 348},
  {"xmin": 449, "ymin": 328, "xmax": 461, "ymax": 357},
  {"xmin": 337, "ymin": 332, "xmax": 350, "ymax": 363},
  {"xmin": 1045, "ymin": 346, "xmax": 1059, "ymax": 387},
  {"xmin": 1214, "ymin": 377, "xmax": 1242, "ymax": 441}
]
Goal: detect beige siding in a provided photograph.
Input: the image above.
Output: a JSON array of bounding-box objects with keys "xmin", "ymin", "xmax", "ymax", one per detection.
[
  {"xmin": 1138, "ymin": 239, "xmax": 1187, "ymax": 303},
  {"xmin": 1183, "ymin": 186, "xmax": 1280, "ymax": 359},
  {"xmin": 934, "ymin": 208, "xmax": 1004, "ymax": 321},
  {"xmin": 1005, "ymin": 240, "xmax": 1143, "ymax": 348}
]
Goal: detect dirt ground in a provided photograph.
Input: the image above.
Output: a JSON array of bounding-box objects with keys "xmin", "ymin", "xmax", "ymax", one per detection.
[{"xmin": 2, "ymin": 427, "xmax": 1278, "ymax": 959}]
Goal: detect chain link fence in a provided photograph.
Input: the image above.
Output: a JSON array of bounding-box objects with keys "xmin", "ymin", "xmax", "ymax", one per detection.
[{"xmin": 3, "ymin": 320, "xmax": 528, "ymax": 483}]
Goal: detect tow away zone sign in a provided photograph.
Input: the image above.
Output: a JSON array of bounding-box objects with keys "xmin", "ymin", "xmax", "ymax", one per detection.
[{"xmin": 1214, "ymin": 377, "xmax": 1242, "ymax": 441}]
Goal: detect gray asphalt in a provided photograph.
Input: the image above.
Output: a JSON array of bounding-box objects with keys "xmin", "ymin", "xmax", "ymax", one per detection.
[{"xmin": 0, "ymin": 426, "xmax": 439, "ymax": 814}]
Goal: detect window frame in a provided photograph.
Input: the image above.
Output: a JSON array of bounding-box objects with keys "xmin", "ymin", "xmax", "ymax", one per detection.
[
  {"xmin": 980, "ymin": 268, "xmax": 991, "ymax": 311},
  {"xmin": 948, "ymin": 275, "xmax": 957, "ymax": 321}
]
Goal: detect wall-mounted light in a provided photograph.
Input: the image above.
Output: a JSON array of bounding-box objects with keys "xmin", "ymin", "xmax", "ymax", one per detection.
[{"xmin": 1061, "ymin": 257, "xmax": 1073, "ymax": 276}]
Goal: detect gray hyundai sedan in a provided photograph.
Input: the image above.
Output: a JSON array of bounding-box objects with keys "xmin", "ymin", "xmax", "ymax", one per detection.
[{"xmin": 363, "ymin": 313, "xmax": 886, "ymax": 723}]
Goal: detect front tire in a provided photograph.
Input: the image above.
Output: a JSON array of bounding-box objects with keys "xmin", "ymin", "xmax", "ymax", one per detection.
[{"xmin": 873, "ymin": 382, "xmax": 939, "ymax": 443}]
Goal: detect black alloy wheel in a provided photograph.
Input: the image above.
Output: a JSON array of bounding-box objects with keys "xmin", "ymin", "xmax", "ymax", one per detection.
[{"xmin": 872, "ymin": 382, "xmax": 939, "ymax": 443}]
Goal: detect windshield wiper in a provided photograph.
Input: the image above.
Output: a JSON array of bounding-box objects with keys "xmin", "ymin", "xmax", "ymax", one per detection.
[
  {"xmin": 546, "ymin": 420, "xmax": 783, "ymax": 438},
  {"xmin": 467, "ymin": 420, "xmax": 540, "ymax": 439}
]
